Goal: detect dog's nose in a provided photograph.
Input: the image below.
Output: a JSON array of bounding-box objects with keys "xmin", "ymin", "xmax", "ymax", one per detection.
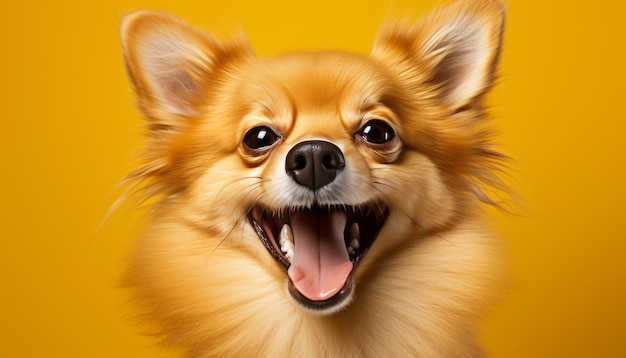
[{"xmin": 285, "ymin": 140, "xmax": 345, "ymax": 191}]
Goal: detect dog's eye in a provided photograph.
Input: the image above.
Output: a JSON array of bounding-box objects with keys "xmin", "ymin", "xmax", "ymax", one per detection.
[
  {"xmin": 358, "ymin": 120, "xmax": 395, "ymax": 144},
  {"xmin": 244, "ymin": 126, "xmax": 280, "ymax": 151}
]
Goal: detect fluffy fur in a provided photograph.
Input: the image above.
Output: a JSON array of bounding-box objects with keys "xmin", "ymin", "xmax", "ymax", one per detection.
[{"xmin": 120, "ymin": 0, "xmax": 508, "ymax": 356}]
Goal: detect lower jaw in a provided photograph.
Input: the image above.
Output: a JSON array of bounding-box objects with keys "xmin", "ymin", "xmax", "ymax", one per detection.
[{"xmin": 287, "ymin": 277, "xmax": 354, "ymax": 315}]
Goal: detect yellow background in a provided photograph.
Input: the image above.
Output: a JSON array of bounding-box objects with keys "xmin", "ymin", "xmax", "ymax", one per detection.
[{"xmin": 2, "ymin": 0, "xmax": 625, "ymax": 356}]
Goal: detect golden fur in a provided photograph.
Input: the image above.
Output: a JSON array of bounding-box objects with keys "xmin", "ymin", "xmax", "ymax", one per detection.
[{"xmin": 120, "ymin": 0, "xmax": 508, "ymax": 356}]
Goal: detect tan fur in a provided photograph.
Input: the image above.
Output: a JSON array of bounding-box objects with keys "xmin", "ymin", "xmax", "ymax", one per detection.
[{"xmin": 120, "ymin": 0, "xmax": 508, "ymax": 356}]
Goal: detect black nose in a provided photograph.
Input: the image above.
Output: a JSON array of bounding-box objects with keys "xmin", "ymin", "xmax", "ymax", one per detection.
[{"xmin": 285, "ymin": 140, "xmax": 345, "ymax": 191}]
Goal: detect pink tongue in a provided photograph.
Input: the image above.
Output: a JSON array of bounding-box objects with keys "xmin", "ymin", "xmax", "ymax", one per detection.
[{"xmin": 288, "ymin": 210, "xmax": 353, "ymax": 301}]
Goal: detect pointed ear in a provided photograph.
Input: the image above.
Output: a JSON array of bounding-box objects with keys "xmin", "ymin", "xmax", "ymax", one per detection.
[
  {"xmin": 372, "ymin": 0, "xmax": 505, "ymax": 111},
  {"xmin": 120, "ymin": 10, "xmax": 252, "ymax": 119}
]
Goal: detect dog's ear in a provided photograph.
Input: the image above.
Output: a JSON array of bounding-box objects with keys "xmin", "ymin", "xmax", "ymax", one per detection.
[
  {"xmin": 371, "ymin": 0, "xmax": 505, "ymax": 112},
  {"xmin": 121, "ymin": 10, "xmax": 253, "ymax": 121}
]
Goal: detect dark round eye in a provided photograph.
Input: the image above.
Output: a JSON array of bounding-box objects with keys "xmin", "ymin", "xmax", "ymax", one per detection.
[
  {"xmin": 358, "ymin": 120, "xmax": 395, "ymax": 144},
  {"xmin": 243, "ymin": 126, "xmax": 280, "ymax": 151}
]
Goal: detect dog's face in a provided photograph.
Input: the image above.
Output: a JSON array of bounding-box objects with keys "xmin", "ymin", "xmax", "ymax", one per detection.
[
  {"xmin": 215, "ymin": 53, "xmax": 445, "ymax": 312},
  {"xmin": 121, "ymin": 0, "xmax": 504, "ymax": 314}
]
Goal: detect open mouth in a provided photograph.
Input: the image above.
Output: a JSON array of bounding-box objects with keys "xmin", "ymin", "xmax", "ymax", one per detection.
[{"xmin": 248, "ymin": 203, "xmax": 387, "ymax": 312}]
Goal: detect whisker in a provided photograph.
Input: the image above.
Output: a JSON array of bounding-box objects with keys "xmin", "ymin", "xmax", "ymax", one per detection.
[
  {"xmin": 371, "ymin": 179, "xmax": 421, "ymax": 228},
  {"xmin": 370, "ymin": 165, "xmax": 424, "ymax": 227},
  {"xmin": 208, "ymin": 176, "xmax": 266, "ymax": 253},
  {"xmin": 215, "ymin": 189, "xmax": 260, "ymax": 254},
  {"xmin": 215, "ymin": 176, "xmax": 263, "ymax": 200},
  {"xmin": 210, "ymin": 220, "xmax": 240, "ymax": 256},
  {"xmin": 372, "ymin": 176, "xmax": 405, "ymax": 196},
  {"xmin": 370, "ymin": 166, "xmax": 412, "ymax": 176}
]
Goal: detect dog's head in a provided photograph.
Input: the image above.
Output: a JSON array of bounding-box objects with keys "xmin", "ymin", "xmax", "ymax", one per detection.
[{"xmin": 121, "ymin": 0, "xmax": 505, "ymax": 314}]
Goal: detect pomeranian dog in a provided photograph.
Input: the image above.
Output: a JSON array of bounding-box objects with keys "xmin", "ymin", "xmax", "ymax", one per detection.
[{"xmin": 119, "ymin": 0, "xmax": 507, "ymax": 356}]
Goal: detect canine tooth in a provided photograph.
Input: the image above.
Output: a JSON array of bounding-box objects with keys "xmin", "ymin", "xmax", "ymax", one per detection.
[
  {"xmin": 282, "ymin": 239, "xmax": 294, "ymax": 251},
  {"xmin": 349, "ymin": 239, "xmax": 360, "ymax": 251},
  {"xmin": 281, "ymin": 238, "xmax": 294, "ymax": 253},
  {"xmin": 280, "ymin": 224, "xmax": 295, "ymax": 262},
  {"xmin": 349, "ymin": 222, "xmax": 360, "ymax": 243},
  {"xmin": 282, "ymin": 240, "xmax": 295, "ymax": 263},
  {"xmin": 279, "ymin": 224, "xmax": 294, "ymax": 246}
]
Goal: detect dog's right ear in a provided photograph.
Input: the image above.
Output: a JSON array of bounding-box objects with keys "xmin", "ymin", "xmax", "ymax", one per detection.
[
  {"xmin": 121, "ymin": 11, "xmax": 253, "ymax": 122},
  {"xmin": 371, "ymin": 0, "xmax": 505, "ymax": 113}
]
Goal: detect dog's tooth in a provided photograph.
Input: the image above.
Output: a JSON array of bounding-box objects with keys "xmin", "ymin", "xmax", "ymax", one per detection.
[
  {"xmin": 348, "ymin": 222, "xmax": 360, "ymax": 256},
  {"xmin": 282, "ymin": 239, "xmax": 294, "ymax": 253},
  {"xmin": 349, "ymin": 222, "xmax": 360, "ymax": 243},
  {"xmin": 282, "ymin": 240, "xmax": 295, "ymax": 262},
  {"xmin": 280, "ymin": 224, "xmax": 295, "ymax": 262},
  {"xmin": 279, "ymin": 224, "xmax": 294, "ymax": 246}
]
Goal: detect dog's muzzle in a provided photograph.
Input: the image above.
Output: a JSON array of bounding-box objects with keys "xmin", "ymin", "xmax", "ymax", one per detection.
[{"xmin": 248, "ymin": 140, "xmax": 387, "ymax": 313}]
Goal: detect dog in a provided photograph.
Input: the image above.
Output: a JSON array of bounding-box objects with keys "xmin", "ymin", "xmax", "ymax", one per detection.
[{"xmin": 119, "ymin": 0, "xmax": 507, "ymax": 356}]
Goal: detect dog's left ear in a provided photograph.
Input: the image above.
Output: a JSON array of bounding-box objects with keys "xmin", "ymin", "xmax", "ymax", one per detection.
[
  {"xmin": 372, "ymin": 0, "xmax": 505, "ymax": 112},
  {"xmin": 120, "ymin": 10, "xmax": 253, "ymax": 119}
]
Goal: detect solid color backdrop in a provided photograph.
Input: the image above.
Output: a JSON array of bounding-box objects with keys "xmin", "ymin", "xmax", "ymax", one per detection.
[{"xmin": 2, "ymin": 0, "xmax": 625, "ymax": 356}]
